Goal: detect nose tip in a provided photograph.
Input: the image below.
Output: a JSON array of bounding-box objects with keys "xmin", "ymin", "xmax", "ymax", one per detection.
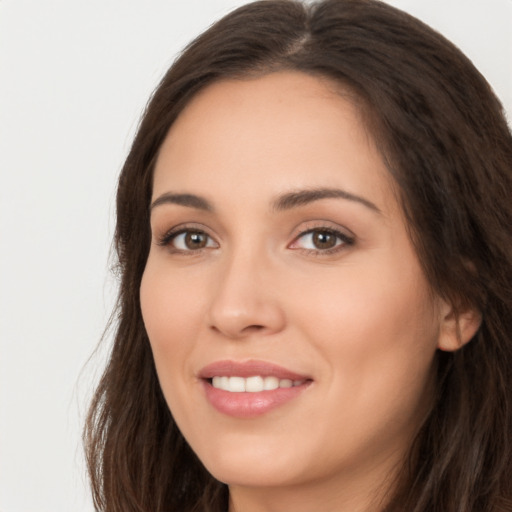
[
  {"xmin": 207, "ymin": 261, "xmax": 286, "ymax": 340},
  {"xmin": 210, "ymin": 318, "xmax": 267, "ymax": 339},
  {"xmin": 209, "ymin": 300, "xmax": 285, "ymax": 340}
]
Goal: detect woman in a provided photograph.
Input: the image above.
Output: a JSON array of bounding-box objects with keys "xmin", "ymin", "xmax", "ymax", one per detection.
[{"xmin": 84, "ymin": 1, "xmax": 512, "ymax": 511}]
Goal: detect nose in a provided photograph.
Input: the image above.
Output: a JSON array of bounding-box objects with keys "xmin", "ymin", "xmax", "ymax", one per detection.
[{"xmin": 207, "ymin": 250, "xmax": 286, "ymax": 340}]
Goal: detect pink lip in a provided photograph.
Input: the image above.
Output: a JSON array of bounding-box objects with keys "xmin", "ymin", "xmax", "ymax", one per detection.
[
  {"xmin": 198, "ymin": 360, "xmax": 312, "ymax": 419},
  {"xmin": 199, "ymin": 360, "xmax": 309, "ymax": 381}
]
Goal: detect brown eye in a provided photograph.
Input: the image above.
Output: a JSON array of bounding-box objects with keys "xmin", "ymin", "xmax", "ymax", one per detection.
[
  {"xmin": 164, "ymin": 230, "xmax": 217, "ymax": 251},
  {"xmin": 312, "ymin": 231, "xmax": 337, "ymax": 250},
  {"xmin": 184, "ymin": 231, "xmax": 208, "ymax": 249},
  {"xmin": 289, "ymin": 227, "xmax": 354, "ymax": 253}
]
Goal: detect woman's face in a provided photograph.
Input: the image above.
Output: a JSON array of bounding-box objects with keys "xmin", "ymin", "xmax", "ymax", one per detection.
[{"xmin": 141, "ymin": 71, "xmax": 448, "ymax": 496}]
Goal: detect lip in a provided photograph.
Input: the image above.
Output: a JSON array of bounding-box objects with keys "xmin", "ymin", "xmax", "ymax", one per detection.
[
  {"xmin": 198, "ymin": 360, "xmax": 312, "ymax": 418},
  {"xmin": 199, "ymin": 360, "xmax": 310, "ymax": 381}
]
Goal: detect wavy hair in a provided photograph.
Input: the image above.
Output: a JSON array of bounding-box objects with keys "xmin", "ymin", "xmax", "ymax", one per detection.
[{"xmin": 84, "ymin": 1, "xmax": 512, "ymax": 510}]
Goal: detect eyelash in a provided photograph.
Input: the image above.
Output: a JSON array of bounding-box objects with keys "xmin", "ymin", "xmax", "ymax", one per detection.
[
  {"xmin": 290, "ymin": 227, "xmax": 355, "ymax": 255},
  {"xmin": 157, "ymin": 226, "xmax": 216, "ymax": 253},
  {"xmin": 157, "ymin": 225, "xmax": 355, "ymax": 255}
]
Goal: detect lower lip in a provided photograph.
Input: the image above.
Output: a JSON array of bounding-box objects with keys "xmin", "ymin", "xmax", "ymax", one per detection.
[{"xmin": 202, "ymin": 380, "xmax": 310, "ymax": 418}]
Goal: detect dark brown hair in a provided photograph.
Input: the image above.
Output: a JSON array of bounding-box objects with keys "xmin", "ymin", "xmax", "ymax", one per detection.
[{"xmin": 84, "ymin": 1, "xmax": 512, "ymax": 510}]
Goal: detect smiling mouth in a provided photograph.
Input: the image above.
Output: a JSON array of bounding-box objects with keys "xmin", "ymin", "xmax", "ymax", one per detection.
[
  {"xmin": 199, "ymin": 360, "xmax": 312, "ymax": 417},
  {"xmin": 209, "ymin": 375, "xmax": 307, "ymax": 393}
]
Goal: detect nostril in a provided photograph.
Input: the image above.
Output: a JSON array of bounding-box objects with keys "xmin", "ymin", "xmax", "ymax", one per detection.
[{"xmin": 241, "ymin": 324, "xmax": 265, "ymax": 334}]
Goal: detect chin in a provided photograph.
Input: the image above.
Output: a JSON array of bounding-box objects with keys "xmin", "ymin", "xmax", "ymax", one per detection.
[
  {"xmin": 208, "ymin": 462, "xmax": 302, "ymax": 488},
  {"xmin": 194, "ymin": 436, "xmax": 307, "ymax": 487}
]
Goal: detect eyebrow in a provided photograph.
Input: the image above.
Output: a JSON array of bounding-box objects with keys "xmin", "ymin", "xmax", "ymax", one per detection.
[
  {"xmin": 150, "ymin": 187, "xmax": 381, "ymax": 214},
  {"xmin": 150, "ymin": 193, "xmax": 214, "ymax": 212},
  {"xmin": 272, "ymin": 188, "xmax": 381, "ymax": 214}
]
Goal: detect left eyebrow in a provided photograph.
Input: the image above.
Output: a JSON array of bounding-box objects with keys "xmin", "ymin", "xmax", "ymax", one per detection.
[{"xmin": 272, "ymin": 188, "xmax": 381, "ymax": 214}]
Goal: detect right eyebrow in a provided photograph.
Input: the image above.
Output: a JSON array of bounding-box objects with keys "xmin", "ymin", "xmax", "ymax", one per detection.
[{"xmin": 150, "ymin": 192, "xmax": 214, "ymax": 212}]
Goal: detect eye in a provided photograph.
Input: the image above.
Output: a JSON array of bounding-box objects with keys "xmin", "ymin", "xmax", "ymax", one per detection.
[
  {"xmin": 159, "ymin": 229, "xmax": 218, "ymax": 252},
  {"xmin": 290, "ymin": 228, "xmax": 354, "ymax": 253}
]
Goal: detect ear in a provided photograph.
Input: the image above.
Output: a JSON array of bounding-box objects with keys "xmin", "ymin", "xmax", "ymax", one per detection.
[{"xmin": 437, "ymin": 300, "xmax": 482, "ymax": 352}]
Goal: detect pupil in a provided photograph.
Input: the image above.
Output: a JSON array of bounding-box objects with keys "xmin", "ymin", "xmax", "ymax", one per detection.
[
  {"xmin": 313, "ymin": 231, "xmax": 336, "ymax": 249},
  {"xmin": 185, "ymin": 232, "xmax": 206, "ymax": 249}
]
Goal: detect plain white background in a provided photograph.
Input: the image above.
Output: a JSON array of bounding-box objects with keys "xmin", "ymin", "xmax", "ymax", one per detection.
[{"xmin": 0, "ymin": 1, "xmax": 510, "ymax": 511}]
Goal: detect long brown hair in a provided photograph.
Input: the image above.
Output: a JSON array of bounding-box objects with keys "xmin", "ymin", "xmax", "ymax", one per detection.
[{"xmin": 84, "ymin": 1, "xmax": 512, "ymax": 510}]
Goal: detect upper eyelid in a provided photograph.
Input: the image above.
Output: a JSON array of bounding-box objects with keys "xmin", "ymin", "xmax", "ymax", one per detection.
[
  {"xmin": 290, "ymin": 220, "xmax": 355, "ymax": 239},
  {"xmin": 157, "ymin": 222, "xmax": 214, "ymax": 237},
  {"xmin": 296, "ymin": 226, "xmax": 349, "ymax": 237},
  {"xmin": 291, "ymin": 227, "xmax": 354, "ymax": 245}
]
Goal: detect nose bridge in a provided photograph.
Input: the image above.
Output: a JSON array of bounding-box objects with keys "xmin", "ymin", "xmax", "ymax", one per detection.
[{"xmin": 208, "ymin": 240, "xmax": 285, "ymax": 339}]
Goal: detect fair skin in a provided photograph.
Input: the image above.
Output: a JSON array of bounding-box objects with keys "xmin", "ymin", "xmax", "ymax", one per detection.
[{"xmin": 140, "ymin": 71, "xmax": 479, "ymax": 512}]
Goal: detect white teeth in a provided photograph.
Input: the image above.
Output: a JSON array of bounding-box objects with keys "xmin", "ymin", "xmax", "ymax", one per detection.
[
  {"xmin": 229, "ymin": 376, "xmax": 245, "ymax": 392},
  {"xmin": 263, "ymin": 376, "xmax": 279, "ymax": 391},
  {"xmin": 246, "ymin": 376, "xmax": 264, "ymax": 392},
  {"xmin": 211, "ymin": 375, "xmax": 305, "ymax": 392}
]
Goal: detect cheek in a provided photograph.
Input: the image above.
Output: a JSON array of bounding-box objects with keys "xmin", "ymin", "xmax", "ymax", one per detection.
[
  {"xmin": 139, "ymin": 261, "xmax": 205, "ymax": 397},
  {"xmin": 293, "ymin": 259, "xmax": 437, "ymax": 345},
  {"xmin": 140, "ymin": 261, "xmax": 219, "ymax": 449},
  {"xmin": 141, "ymin": 258, "xmax": 204, "ymax": 344},
  {"xmin": 290, "ymin": 255, "xmax": 440, "ymax": 412}
]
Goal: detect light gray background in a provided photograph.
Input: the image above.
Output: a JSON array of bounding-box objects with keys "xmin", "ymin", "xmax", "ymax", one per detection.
[{"xmin": 0, "ymin": 1, "xmax": 510, "ymax": 511}]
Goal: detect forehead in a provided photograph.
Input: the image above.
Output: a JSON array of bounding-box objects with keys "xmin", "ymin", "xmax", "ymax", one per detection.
[{"xmin": 153, "ymin": 71, "xmax": 396, "ymax": 215}]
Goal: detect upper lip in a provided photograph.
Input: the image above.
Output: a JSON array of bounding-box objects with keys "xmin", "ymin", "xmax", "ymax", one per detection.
[{"xmin": 198, "ymin": 360, "xmax": 311, "ymax": 381}]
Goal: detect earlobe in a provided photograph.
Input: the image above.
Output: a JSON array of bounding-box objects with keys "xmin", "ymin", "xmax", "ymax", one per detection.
[{"xmin": 437, "ymin": 302, "xmax": 482, "ymax": 352}]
